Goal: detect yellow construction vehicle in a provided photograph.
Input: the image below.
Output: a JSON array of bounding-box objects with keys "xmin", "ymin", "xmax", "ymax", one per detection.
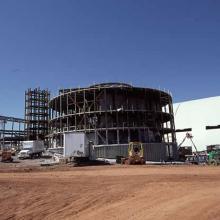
[{"xmin": 121, "ymin": 142, "xmax": 145, "ymax": 165}]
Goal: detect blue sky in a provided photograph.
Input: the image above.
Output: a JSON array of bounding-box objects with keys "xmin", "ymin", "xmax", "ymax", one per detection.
[{"xmin": 0, "ymin": 0, "xmax": 220, "ymax": 118}]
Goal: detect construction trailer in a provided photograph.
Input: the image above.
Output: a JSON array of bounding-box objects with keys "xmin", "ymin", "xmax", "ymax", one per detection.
[
  {"xmin": 49, "ymin": 83, "xmax": 177, "ymax": 161},
  {"xmin": 63, "ymin": 132, "xmax": 91, "ymax": 158}
]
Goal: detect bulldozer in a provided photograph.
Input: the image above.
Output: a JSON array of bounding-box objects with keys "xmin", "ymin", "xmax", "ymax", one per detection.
[{"xmin": 121, "ymin": 142, "xmax": 145, "ymax": 165}]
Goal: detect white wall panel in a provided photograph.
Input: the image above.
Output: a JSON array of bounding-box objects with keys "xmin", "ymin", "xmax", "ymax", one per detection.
[{"xmin": 174, "ymin": 96, "xmax": 220, "ymax": 151}]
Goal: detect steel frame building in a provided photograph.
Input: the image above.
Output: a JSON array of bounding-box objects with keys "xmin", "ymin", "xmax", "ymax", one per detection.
[
  {"xmin": 49, "ymin": 83, "xmax": 176, "ymax": 160},
  {"xmin": 0, "ymin": 115, "xmax": 26, "ymax": 149},
  {"xmin": 25, "ymin": 88, "xmax": 50, "ymax": 141}
]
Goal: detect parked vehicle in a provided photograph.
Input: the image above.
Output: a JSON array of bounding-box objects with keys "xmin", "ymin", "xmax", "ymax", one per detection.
[{"xmin": 18, "ymin": 141, "xmax": 44, "ymax": 159}]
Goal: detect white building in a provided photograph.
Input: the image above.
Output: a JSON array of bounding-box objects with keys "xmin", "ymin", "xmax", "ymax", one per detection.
[{"xmin": 173, "ymin": 96, "xmax": 220, "ymax": 151}]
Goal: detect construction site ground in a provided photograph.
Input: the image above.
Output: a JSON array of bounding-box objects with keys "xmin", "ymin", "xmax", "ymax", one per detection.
[{"xmin": 0, "ymin": 162, "xmax": 220, "ymax": 220}]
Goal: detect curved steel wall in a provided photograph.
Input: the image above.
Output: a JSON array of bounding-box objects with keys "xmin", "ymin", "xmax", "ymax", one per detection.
[{"xmin": 49, "ymin": 83, "xmax": 176, "ymax": 152}]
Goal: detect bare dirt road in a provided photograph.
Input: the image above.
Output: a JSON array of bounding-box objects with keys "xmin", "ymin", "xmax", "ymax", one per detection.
[{"xmin": 0, "ymin": 165, "xmax": 220, "ymax": 220}]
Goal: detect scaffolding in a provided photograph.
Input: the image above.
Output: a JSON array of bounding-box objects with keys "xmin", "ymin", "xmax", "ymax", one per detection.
[
  {"xmin": 49, "ymin": 83, "xmax": 176, "ymax": 151},
  {"xmin": 25, "ymin": 88, "xmax": 50, "ymax": 141}
]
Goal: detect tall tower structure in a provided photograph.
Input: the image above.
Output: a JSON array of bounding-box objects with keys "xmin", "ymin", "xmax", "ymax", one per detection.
[{"xmin": 25, "ymin": 88, "xmax": 50, "ymax": 140}]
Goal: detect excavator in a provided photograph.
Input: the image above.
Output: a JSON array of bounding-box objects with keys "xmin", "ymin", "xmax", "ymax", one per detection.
[{"xmin": 121, "ymin": 142, "xmax": 145, "ymax": 165}]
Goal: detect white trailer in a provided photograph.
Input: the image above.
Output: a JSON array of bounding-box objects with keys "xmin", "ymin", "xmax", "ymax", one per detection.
[
  {"xmin": 18, "ymin": 140, "xmax": 45, "ymax": 159},
  {"xmin": 64, "ymin": 132, "xmax": 90, "ymax": 158}
]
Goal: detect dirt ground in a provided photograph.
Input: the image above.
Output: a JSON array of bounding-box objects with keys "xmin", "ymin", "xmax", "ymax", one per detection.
[{"xmin": 0, "ymin": 164, "xmax": 220, "ymax": 220}]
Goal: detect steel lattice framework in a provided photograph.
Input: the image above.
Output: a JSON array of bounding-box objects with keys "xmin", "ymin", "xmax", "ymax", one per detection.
[
  {"xmin": 0, "ymin": 115, "xmax": 26, "ymax": 149},
  {"xmin": 49, "ymin": 83, "xmax": 176, "ymax": 149},
  {"xmin": 25, "ymin": 88, "xmax": 50, "ymax": 141}
]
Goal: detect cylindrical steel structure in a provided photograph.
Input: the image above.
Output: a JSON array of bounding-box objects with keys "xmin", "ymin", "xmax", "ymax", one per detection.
[{"xmin": 49, "ymin": 83, "xmax": 176, "ymax": 156}]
